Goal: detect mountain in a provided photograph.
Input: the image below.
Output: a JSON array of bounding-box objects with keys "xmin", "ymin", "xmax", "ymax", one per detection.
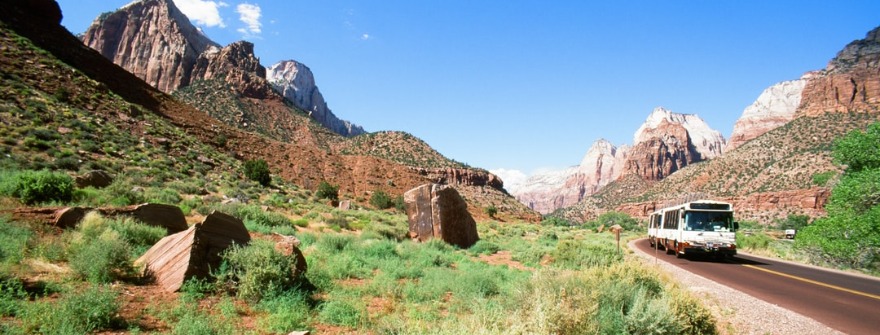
[
  {"xmin": 554, "ymin": 25, "xmax": 880, "ymax": 223},
  {"xmin": 80, "ymin": 0, "xmax": 364, "ymax": 138},
  {"xmin": 625, "ymin": 107, "xmax": 725, "ymax": 181},
  {"xmin": 511, "ymin": 107, "xmax": 724, "ymax": 214},
  {"xmin": 80, "ymin": 0, "xmax": 218, "ymax": 93},
  {"xmin": 513, "ymin": 139, "xmax": 626, "ymax": 214},
  {"xmin": 0, "ymin": 0, "xmax": 537, "ymax": 222},
  {"xmin": 267, "ymin": 60, "xmax": 365, "ymax": 137},
  {"xmin": 727, "ymin": 78, "xmax": 807, "ymax": 151}
]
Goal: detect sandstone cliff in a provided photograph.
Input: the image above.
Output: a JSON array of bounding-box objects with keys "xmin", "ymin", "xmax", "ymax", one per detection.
[
  {"xmin": 513, "ymin": 107, "xmax": 725, "ymax": 214},
  {"xmin": 513, "ymin": 139, "xmax": 627, "ymax": 214},
  {"xmin": 799, "ymin": 26, "xmax": 880, "ymax": 116},
  {"xmin": 81, "ymin": 0, "xmax": 217, "ymax": 93},
  {"xmin": 191, "ymin": 41, "xmax": 273, "ymax": 99},
  {"xmin": 267, "ymin": 60, "xmax": 365, "ymax": 137},
  {"xmin": 81, "ymin": 0, "xmax": 364, "ymax": 138},
  {"xmin": 727, "ymin": 78, "xmax": 807, "ymax": 151}
]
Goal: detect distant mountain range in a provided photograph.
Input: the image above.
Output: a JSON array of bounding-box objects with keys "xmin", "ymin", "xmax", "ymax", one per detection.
[{"xmin": 533, "ymin": 24, "xmax": 880, "ymax": 222}]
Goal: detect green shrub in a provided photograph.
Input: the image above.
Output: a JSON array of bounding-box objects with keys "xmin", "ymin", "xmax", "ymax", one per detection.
[
  {"xmin": 217, "ymin": 240, "xmax": 300, "ymax": 302},
  {"xmin": 108, "ymin": 217, "xmax": 167, "ymax": 256},
  {"xmin": 0, "ymin": 218, "xmax": 31, "ymax": 267},
  {"xmin": 257, "ymin": 290, "xmax": 311, "ymax": 333},
  {"xmin": 144, "ymin": 187, "xmax": 182, "ymax": 205},
  {"xmin": 319, "ymin": 296, "xmax": 366, "ymax": 327},
  {"xmin": 369, "ymin": 190, "xmax": 393, "ymax": 209},
  {"xmin": 243, "ymin": 159, "xmax": 271, "ymax": 186},
  {"xmin": 811, "ymin": 171, "xmax": 836, "ymax": 186},
  {"xmin": 315, "ymin": 181, "xmax": 339, "ymax": 201},
  {"xmin": 468, "ymin": 240, "xmax": 500, "ymax": 255},
  {"xmin": 484, "ymin": 204, "xmax": 498, "ymax": 218},
  {"xmin": 7, "ymin": 169, "xmax": 74, "ymax": 204},
  {"xmin": 0, "ymin": 277, "xmax": 27, "ymax": 317},
  {"xmin": 68, "ymin": 212, "xmax": 134, "ymax": 283},
  {"xmin": 737, "ymin": 232, "xmax": 773, "ymax": 251},
  {"xmin": 17, "ymin": 285, "xmax": 120, "ymax": 334}
]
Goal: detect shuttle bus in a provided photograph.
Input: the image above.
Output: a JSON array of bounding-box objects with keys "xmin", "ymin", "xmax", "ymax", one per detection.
[{"xmin": 647, "ymin": 200, "xmax": 738, "ymax": 259}]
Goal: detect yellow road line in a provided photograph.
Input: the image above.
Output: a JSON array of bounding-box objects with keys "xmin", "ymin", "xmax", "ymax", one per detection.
[{"xmin": 743, "ymin": 264, "xmax": 880, "ymax": 301}]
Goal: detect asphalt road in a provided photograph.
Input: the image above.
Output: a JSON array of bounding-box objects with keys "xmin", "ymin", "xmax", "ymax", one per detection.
[{"xmin": 634, "ymin": 239, "xmax": 880, "ymax": 335}]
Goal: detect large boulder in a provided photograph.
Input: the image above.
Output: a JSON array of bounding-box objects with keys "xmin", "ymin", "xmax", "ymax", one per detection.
[
  {"xmin": 48, "ymin": 203, "xmax": 188, "ymax": 234},
  {"xmin": 75, "ymin": 170, "xmax": 114, "ymax": 188},
  {"xmin": 404, "ymin": 184, "xmax": 479, "ymax": 248},
  {"xmin": 135, "ymin": 211, "xmax": 251, "ymax": 292}
]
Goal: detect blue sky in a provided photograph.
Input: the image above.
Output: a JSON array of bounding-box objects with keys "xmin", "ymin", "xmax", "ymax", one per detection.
[{"xmin": 57, "ymin": 0, "xmax": 880, "ymax": 184}]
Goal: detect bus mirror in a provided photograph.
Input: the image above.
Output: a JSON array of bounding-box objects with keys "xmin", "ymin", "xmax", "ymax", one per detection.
[{"xmin": 733, "ymin": 221, "xmax": 740, "ymax": 231}]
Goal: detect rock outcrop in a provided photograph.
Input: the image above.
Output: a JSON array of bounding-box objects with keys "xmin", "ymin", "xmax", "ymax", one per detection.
[
  {"xmin": 727, "ymin": 78, "xmax": 807, "ymax": 151},
  {"xmin": 625, "ymin": 108, "xmax": 724, "ymax": 181},
  {"xmin": 135, "ymin": 211, "xmax": 251, "ymax": 292},
  {"xmin": 267, "ymin": 61, "xmax": 365, "ymax": 137},
  {"xmin": 404, "ymin": 184, "xmax": 479, "ymax": 248},
  {"xmin": 799, "ymin": 26, "xmax": 880, "ymax": 116},
  {"xmin": 81, "ymin": 0, "xmax": 217, "ymax": 93},
  {"xmin": 411, "ymin": 167, "xmax": 504, "ymax": 189},
  {"xmin": 191, "ymin": 41, "xmax": 273, "ymax": 99},
  {"xmin": 13, "ymin": 203, "xmax": 188, "ymax": 233},
  {"xmin": 513, "ymin": 139, "xmax": 628, "ymax": 214}
]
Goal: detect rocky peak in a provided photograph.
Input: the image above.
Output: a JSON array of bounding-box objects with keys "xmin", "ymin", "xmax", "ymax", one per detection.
[
  {"xmin": 634, "ymin": 107, "xmax": 726, "ymax": 159},
  {"xmin": 81, "ymin": 0, "xmax": 218, "ymax": 93},
  {"xmin": 800, "ymin": 25, "xmax": 880, "ymax": 116},
  {"xmin": 512, "ymin": 138, "xmax": 628, "ymax": 214},
  {"xmin": 727, "ymin": 78, "xmax": 807, "ymax": 151},
  {"xmin": 191, "ymin": 40, "xmax": 272, "ymax": 99},
  {"xmin": 267, "ymin": 60, "xmax": 365, "ymax": 137},
  {"xmin": 827, "ymin": 25, "xmax": 880, "ymax": 74},
  {"xmin": 625, "ymin": 117, "xmax": 695, "ymax": 181}
]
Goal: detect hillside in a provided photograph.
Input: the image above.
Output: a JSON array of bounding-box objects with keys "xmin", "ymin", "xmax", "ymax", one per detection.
[{"xmin": 0, "ymin": 0, "xmax": 537, "ymax": 222}]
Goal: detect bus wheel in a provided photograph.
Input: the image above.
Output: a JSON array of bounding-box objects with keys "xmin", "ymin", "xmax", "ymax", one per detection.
[
  {"xmin": 674, "ymin": 242, "xmax": 683, "ymax": 258},
  {"xmin": 665, "ymin": 241, "xmax": 674, "ymax": 255}
]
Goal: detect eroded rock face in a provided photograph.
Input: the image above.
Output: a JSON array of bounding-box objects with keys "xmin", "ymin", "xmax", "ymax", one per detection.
[
  {"xmin": 267, "ymin": 61, "xmax": 365, "ymax": 137},
  {"xmin": 192, "ymin": 41, "xmax": 272, "ymax": 99},
  {"xmin": 624, "ymin": 119, "xmax": 694, "ymax": 181},
  {"xmin": 81, "ymin": 0, "xmax": 218, "ymax": 93},
  {"xmin": 800, "ymin": 26, "xmax": 880, "ymax": 116},
  {"xmin": 404, "ymin": 184, "xmax": 478, "ymax": 248},
  {"xmin": 513, "ymin": 139, "xmax": 628, "ymax": 214},
  {"xmin": 135, "ymin": 211, "xmax": 251, "ymax": 292},
  {"xmin": 727, "ymin": 79, "xmax": 807, "ymax": 151},
  {"xmin": 411, "ymin": 167, "xmax": 504, "ymax": 189}
]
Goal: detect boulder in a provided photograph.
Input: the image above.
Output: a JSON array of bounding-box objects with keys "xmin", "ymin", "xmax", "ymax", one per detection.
[
  {"xmin": 271, "ymin": 234, "xmax": 308, "ymax": 279},
  {"xmin": 338, "ymin": 200, "xmax": 351, "ymax": 210},
  {"xmin": 54, "ymin": 206, "xmax": 91, "ymax": 228},
  {"xmin": 135, "ymin": 211, "xmax": 251, "ymax": 292},
  {"xmin": 404, "ymin": 184, "xmax": 479, "ymax": 248},
  {"xmin": 102, "ymin": 203, "xmax": 188, "ymax": 234},
  {"xmin": 75, "ymin": 170, "xmax": 114, "ymax": 188}
]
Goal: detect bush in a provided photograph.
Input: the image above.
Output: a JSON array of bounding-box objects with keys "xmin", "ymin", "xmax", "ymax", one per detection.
[
  {"xmin": 16, "ymin": 285, "xmax": 121, "ymax": 334},
  {"xmin": 0, "ymin": 218, "xmax": 31, "ymax": 267},
  {"xmin": 257, "ymin": 290, "xmax": 312, "ymax": 333},
  {"xmin": 484, "ymin": 204, "xmax": 498, "ymax": 218},
  {"xmin": 243, "ymin": 159, "xmax": 271, "ymax": 186},
  {"xmin": 217, "ymin": 240, "xmax": 300, "ymax": 302},
  {"xmin": 6, "ymin": 169, "xmax": 74, "ymax": 204},
  {"xmin": 369, "ymin": 190, "xmax": 393, "ymax": 209},
  {"xmin": 67, "ymin": 212, "xmax": 134, "ymax": 283},
  {"xmin": 315, "ymin": 181, "xmax": 339, "ymax": 201},
  {"xmin": 319, "ymin": 297, "xmax": 365, "ymax": 327}
]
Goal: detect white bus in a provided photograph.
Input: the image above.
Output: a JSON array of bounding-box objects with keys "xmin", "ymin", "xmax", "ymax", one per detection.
[{"xmin": 648, "ymin": 200, "xmax": 738, "ymax": 259}]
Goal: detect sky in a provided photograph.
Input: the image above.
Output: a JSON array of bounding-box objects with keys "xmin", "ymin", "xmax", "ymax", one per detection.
[{"xmin": 57, "ymin": 0, "xmax": 880, "ymax": 187}]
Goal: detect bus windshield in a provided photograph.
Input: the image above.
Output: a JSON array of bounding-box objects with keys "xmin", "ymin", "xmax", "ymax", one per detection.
[{"xmin": 684, "ymin": 211, "xmax": 734, "ymax": 232}]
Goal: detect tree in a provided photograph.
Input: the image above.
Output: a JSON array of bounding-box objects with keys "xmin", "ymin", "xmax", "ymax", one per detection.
[
  {"xmin": 243, "ymin": 159, "xmax": 271, "ymax": 186},
  {"xmin": 370, "ymin": 190, "xmax": 393, "ymax": 209},
  {"xmin": 796, "ymin": 122, "xmax": 880, "ymax": 269},
  {"xmin": 484, "ymin": 204, "xmax": 498, "ymax": 218},
  {"xmin": 833, "ymin": 122, "xmax": 880, "ymax": 172},
  {"xmin": 315, "ymin": 181, "xmax": 339, "ymax": 201}
]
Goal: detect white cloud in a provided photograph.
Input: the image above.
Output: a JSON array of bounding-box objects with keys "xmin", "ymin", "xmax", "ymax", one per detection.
[
  {"xmin": 173, "ymin": 0, "xmax": 227, "ymax": 28},
  {"xmin": 236, "ymin": 3, "xmax": 262, "ymax": 36},
  {"xmin": 489, "ymin": 168, "xmax": 528, "ymax": 192},
  {"xmin": 360, "ymin": 33, "xmax": 371, "ymax": 40}
]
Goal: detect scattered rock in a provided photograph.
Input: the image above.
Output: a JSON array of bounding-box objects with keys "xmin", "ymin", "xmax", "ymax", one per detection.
[
  {"xmin": 135, "ymin": 211, "xmax": 251, "ymax": 292},
  {"xmin": 75, "ymin": 170, "xmax": 114, "ymax": 188},
  {"xmin": 271, "ymin": 234, "xmax": 308, "ymax": 279},
  {"xmin": 338, "ymin": 200, "xmax": 351, "ymax": 210},
  {"xmin": 54, "ymin": 206, "xmax": 91, "ymax": 228},
  {"xmin": 404, "ymin": 183, "xmax": 479, "ymax": 248}
]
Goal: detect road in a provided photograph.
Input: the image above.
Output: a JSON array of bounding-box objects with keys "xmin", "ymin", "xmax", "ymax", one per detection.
[{"xmin": 634, "ymin": 239, "xmax": 880, "ymax": 335}]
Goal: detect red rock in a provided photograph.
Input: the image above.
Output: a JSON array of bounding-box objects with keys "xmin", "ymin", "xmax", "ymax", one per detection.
[{"xmin": 404, "ymin": 184, "xmax": 479, "ymax": 248}]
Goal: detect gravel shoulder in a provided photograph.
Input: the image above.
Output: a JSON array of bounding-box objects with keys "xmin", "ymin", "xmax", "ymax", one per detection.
[{"xmin": 627, "ymin": 239, "xmax": 843, "ymax": 335}]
